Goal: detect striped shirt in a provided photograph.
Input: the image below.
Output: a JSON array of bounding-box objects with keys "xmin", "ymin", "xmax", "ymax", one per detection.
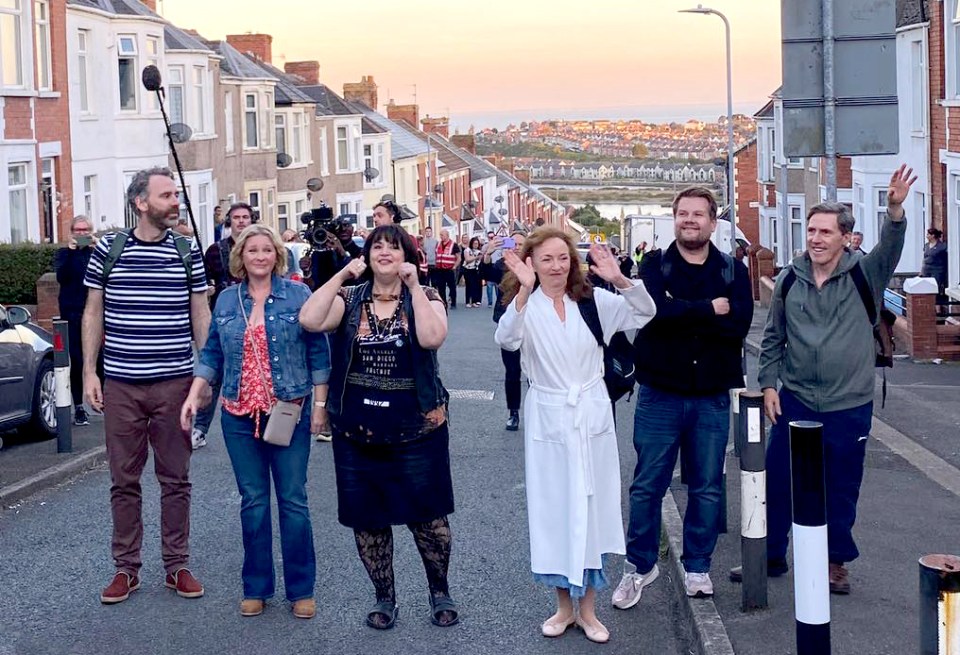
[{"xmin": 84, "ymin": 230, "xmax": 208, "ymax": 384}]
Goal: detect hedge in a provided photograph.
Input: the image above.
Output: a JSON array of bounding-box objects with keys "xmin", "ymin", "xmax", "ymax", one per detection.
[{"xmin": 0, "ymin": 243, "xmax": 59, "ymax": 305}]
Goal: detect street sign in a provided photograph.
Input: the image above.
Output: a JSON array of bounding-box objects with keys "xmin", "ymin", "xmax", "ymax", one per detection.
[{"xmin": 781, "ymin": 0, "xmax": 898, "ymax": 157}]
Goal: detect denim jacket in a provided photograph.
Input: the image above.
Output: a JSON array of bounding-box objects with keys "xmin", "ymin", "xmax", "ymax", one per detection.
[{"xmin": 196, "ymin": 274, "xmax": 330, "ymax": 401}]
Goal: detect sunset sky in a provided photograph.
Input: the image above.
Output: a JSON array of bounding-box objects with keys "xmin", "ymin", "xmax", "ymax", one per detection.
[{"xmin": 160, "ymin": 0, "xmax": 782, "ymax": 129}]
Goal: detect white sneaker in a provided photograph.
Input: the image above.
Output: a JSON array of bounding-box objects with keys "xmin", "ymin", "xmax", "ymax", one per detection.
[
  {"xmin": 313, "ymin": 432, "xmax": 332, "ymax": 442},
  {"xmin": 191, "ymin": 428, "xmax": 207, "ymax": 450},
  {"xmin": 684, "ymin": 571, "xmax": 714, "ymax": 597},
  {"xmin": 611, "ymin": 562, "xmax": 659, "ymax": 609}
]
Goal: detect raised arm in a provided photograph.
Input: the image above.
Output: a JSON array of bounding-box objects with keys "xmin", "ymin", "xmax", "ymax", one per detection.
[
  {"xmin": 400, "ymin": 263, "xmax": 447, "ymax": 349},
  {"xmin": 300, "ymin": 259, "xmax": 363, "ymax": 332},
  {"xmin": 861, "ymin": 164, "xmax": 914, "ymax": 298}
]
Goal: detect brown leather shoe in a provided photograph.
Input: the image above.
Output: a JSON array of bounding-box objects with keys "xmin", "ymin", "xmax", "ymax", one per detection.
[
  {"xmin": 165, "ymin": 568, "xmax": 204, "ymax": 598},
  {"xmin": 829, "ymin": 563, "xmax": 851, "ymax": 595},
  {"xmin": 240, "ymin": 599, "xmax": 265, "ymax": 617},
  {"xmin": 101, "ymin": 572, "xmax": 140, "ymax": 604},
  {"xmin": 292, "ymin": 598, "xmax": 316, "ymax": 619}
]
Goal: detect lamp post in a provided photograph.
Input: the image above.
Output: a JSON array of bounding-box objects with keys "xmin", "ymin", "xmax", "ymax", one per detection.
[{"xmin": 679, "ymin": 4, "xmax": 736, "ymax": 257}]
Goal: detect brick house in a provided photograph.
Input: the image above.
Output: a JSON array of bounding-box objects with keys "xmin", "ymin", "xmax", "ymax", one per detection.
[
  {"xmin": 1, "ymin": 0, "xmax": 74, "ymax": 244},
  {"xmin": 732, "ymin": 137, "xmax": 760, "ymax": 246}
]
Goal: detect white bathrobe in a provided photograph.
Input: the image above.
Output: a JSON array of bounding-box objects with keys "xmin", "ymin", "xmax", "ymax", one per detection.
[{"xmin": 495, "ymin": 283, "xmax": 656, "ymax": 586}]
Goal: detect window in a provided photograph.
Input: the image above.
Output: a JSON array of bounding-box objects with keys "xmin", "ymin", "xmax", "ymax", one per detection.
[
  {"xmin": 168, "ymin": 66, "xmax": 184, "ymax": 124},
  {"xmin": 77, "ymin": 29, "xmax": 90, "ymax": 111},
  {"xmin": 770, "ymin": 215, "xmax": 779, "ymax": 259},
  {"xmin": 248, "ymin": 191, "xmax": 261, "ymax": 221},
  {"xmin": 351, "ymin": 125, "xmax": 362, "ymax": 170},
  {"xmin": 197, "ymin": 183, "xmax": 209, "ymax": 237},
  {"xmin": 876, "ymin": 188, "xmax": 889, "ymax": 235},
  {"xmin": 336, "ymin": 126, "xmax": 349, "ymax": 171},
  {"xmin": 917, "ymin": 191, "xmax": 927, "ymax": 230},
  {"xmin": 339, "ymin": 202, "xmax": 349, "ymax": 216},
  {"xmin": 950, "ymin": 0, "xmax": 960, "ymax": 98},
  {"xmin": 855, "ymin": 184, "xmax": 865, "ymax": 232},
  {"xmin": 0, "ymin": 0, "xmax": 23, "ymax": 87},
  {"xmin": 82, "ymin": 175, "xmax": 96, "ymax": 218},
  {"xmin": 789, "ymin": 205, "xmax": 804, "ymax": 257},
  {"xmin": 244, "ymin": 93, "xmax": 258, "ymax": 148},
  {"xmin": 291, "ymin": 112, "xmax": 303, "ymax": 163},
  {"xmin": 319, "ymin": 126, "xmax": 329, "ymax": 175},
  {"xmin": 224, "ymin": 91, "xmax": 235, "ymax": 152},
  {"xmin": 278, "ymin": 202, "xmax": 289, "ymax": 233},
  {"xmin": 35, "ymin": 1, "xmax": 51, "ymax": 90},
  {"xmin": 295, "ymin": 199, "xmax": 304, "ymax": 217},
  {"xmin": 766, "ymin": 128, "xmax": 777, "ymax": 181},
  {"xmin": 266, "ymin": 189, "xmax": 275, "ymax": 224},
  {"xmin": 145, "ymin": 36, "xmax": 160, "ymax": 110},
  {"xmin": 262, "ymin": 92, "xmax": 273, "ymax": 148},
  {"xmin": 8, "ymin": 163, "xmax": 28, "ymax": 243},
  {"xmin": 117, "ymin": 35, "xmax": 138, "ymax": 110},
  {"xmin": 364, "ymin": 144, "xmax": 373, "ymax": 177},
  {"xmin": 193, "ymin": 65, "xmax": 205, "ymax": 133},
  {"xmin": 912, "ymin": 40, "xmax": 926, "ymax": 132},
  {"xmin": 275, "ymin": 114, "xmax": 286, "ymax": 154}
]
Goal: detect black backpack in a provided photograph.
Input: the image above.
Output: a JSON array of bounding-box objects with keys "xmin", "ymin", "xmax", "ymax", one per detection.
[
  {"xmin": 780, "ymin": 262, "xmax": 896, "ymax": 405},
  {"xmin": 577, "ymin": 295, "xmax": 637, "ymax": 402}
]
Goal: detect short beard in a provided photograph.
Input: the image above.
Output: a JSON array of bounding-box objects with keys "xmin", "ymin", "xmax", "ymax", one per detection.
[
  {"xmin": 676, "ymin": 235, "xmax": 711, "ymax": 251},
  {"xmin": 145, "ymin": 204, "xmax": 179, "ymax": 230}
]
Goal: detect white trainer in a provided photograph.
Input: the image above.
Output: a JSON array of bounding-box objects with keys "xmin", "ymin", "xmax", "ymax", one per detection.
[
  {"xmin": 611, "ymin": 562, "xmax": 659, "ymax": 610},
  {"xmin": 191, "ymin": 428, "xmax": 207, "ymax": 450},
  {"xmin": 684, "ymin": 571, "xmax": 714, "ymax": 597}
]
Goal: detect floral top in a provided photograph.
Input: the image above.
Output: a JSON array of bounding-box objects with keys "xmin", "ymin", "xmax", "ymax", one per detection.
[{"xmin": 222, "ymin": 323, "xmax": 274, "ymax": 436}]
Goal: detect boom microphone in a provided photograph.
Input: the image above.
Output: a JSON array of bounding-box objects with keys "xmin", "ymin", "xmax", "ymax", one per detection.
[{"xmin": 141, "ymin": 65, "xmax": 162, "ymax": 92}]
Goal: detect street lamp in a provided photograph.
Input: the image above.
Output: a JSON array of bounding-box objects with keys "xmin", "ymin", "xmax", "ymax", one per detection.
[{"xmin": 679, "ymin": 4, "xmax": 736, "ymax": 257}]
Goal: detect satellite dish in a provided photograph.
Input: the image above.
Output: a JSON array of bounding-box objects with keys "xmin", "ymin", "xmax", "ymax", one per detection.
[
  {"xmin": 363, "ymin": 166, "xmax": 380, "ymax": 182},
  {"xmin": 306, "ymin": 177, "xmax": 324, "ymax": 192},
  {"xmin": 169, "ymin": 123, "xmax": 193, "ymax": 144},
  {"xmin": 494, "ymin": 195, "xmax": 504, "ymax": 203},
  {"xmin": 380, "ymin": 193, "xmax": 396, "ymax": 202},
  {"xmin": 498, "ymin": 208, "xmax": 508, "ymax": 216},
  {"xmin": 277, "ymin": 152, "xmax": 293, "ymax": 168}
]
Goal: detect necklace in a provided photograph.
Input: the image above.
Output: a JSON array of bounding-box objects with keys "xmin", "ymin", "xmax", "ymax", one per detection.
[{"xmin": 372, "ymin": 292, "xmax": 400, "ymax": 301}]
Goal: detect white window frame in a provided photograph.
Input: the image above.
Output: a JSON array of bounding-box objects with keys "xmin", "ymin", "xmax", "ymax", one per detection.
[
  {"xmin": 319, "ymin": 124, "xmax": 329, "ymax": 175},
  {"xmin": 197, "ymin": 183, "xmax": 209, "ymax": 239},
  {"xmin": 948, "ymin": 0, "xmax": 960, "ymax": 100},
  {"xmin": 145, "ymin": 35, "xmax": 160, "ymax": 111},
  {"xmin": 275, "ymin": 113, "xmax": 287, "ymax": 155},
  {"xmin": 244, "ymin": 92, "xmax": 259, "ymax": 149},
  {"xmin": 192, "ymin": 65, "xmax": 205, "ymax": 134},
  {"xmin": 917, "ymin": 191, "xmax": 927, "ymax": 231},
  {"xmin": 35, "ymin": 0, "xmax": 52, "ymax": 91},
  {"xmin": 168, "ymin": 66, "xmax": 185, "ymax": 124},
  {"xmin": 336, "ymin": 125, "xmax": 349, "ymax": 172},
  {"xmin": 248, "ymin": 190, "xmax": 261, "ymax": 218},
  {"xmin": 8, "ymin": 163, "xmax": 30, "ymax": 244},
  {"xmin": 82, "ymin": 174, "xmax": 96, "ymax": 221},
  {"xmin": 875, "ymin": 186, "xmax": 889, "ymax": 236},
  {"xmin": 224, "ymin": 90, "xmax": 235, "ymax": 153},
  {"xmin": 291, "ymin": 111, "xmax": 303, "ymax": 164},
  {"xmin": 261, "ymin": 92, "xmax": 273, "ymax": 148},
  {"xmin": 295, "ymin": 199, "xmax": 304, "ymax": 217},
  {"xmin": 277, "ymin": 202, "xmax": 289, "ymax": 233},
  {"xmin": 789, "ymin": 205, "xmax": 804, "ymax": 257},
  {"xmin": 911, "ymin": 40, "xmax": 926, "ymax": 133},
  {"xmin": 77, "ymin": 29, "xmax": 91, "ymax": 112},
  {"xmin": 0, "ymin": 0, "xmax": 25, "ymax": 88},
  {"xmin": 855, "ymin": 183, "xmax": 865, "ymax": 234},
  {"xmin": 117, "ymin": 34, "xmax": 138, "ymax": 111},
  {"xmin": 266, "ymin": 188, "xmax": 275, "ymax": 224}
]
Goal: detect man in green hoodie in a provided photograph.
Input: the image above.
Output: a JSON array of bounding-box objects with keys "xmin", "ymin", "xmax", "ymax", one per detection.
[{"xmin": 748, "ymin": 164, "xmax": 916, "ymax": 595}]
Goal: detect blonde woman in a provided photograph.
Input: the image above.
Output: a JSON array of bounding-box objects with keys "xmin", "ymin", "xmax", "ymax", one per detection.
[{"xmin": 181, "ymin": 224, "xmax": 331, "ymax": 619}]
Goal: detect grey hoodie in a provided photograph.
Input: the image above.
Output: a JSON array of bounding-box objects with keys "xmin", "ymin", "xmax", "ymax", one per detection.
[{"xmin": 758, "ymin": 212, "xmax": 906, "ymax": 412}]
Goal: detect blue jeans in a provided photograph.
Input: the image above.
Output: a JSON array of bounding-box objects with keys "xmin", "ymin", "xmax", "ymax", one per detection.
[
  {"xmin": 766, "ymin": 388, "xmax": 872, "ymax": 564},
  {"xmin": 193, "ymin": 378, "xmax": 222, "ymax": 435},
  {"xmin": 626, "ymin": 385, "xmax": 729, "ymax": 574},
  {"xmin": 221, "ymin": 404, "xmax": 316, "ymax": 601},
  {"xmin": 486, "ymin": 280, "xmax": 496, "ymax": 306}
]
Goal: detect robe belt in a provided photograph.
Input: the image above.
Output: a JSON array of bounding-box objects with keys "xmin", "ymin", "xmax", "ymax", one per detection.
[{"xmin": 531, "ymin": 374, "xmax": 604, "ymax": 496}]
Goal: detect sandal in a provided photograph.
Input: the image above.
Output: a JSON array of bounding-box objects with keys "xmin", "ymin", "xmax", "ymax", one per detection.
[
  {"xmin": 429, "ymin": 594, "xmax": 460, "ymax": 627},
  {"xmin": 365, "ymin": 600, "xmax": 398, "ymax": 630}
]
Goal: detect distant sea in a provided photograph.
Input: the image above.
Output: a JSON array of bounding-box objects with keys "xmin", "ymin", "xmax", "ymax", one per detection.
[{"xmin": 448, "ymin": 101, "xmax": 766, "ymax": 132}]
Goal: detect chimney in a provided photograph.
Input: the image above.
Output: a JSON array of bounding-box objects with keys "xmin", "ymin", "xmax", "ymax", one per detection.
[
  {"xmin": 515, "ymin": 169, "xmax": 531, "ymax": 185},
  {"xmin": 139, "ymin": 0, "xmax": 157, "ymax": 11},
  {"xmin": 421, "ymin": 115, "xmax": 449, "ymax": 139},
  {"xmin": 386, "ymin": 99, "xmax": 419, "ymax": 128},
  {"xmin": 226, "ymin": 33, "xmax": 273, "ymax": 64},
  {"xmin": 450, "ymin": 134, "xmax": 476, "ymax": 155},
  {"xmin": 342, "ymin": 75, "xmax": 378, "ymax": 110},
  {"xmin": 284, "ymin": 61, "xmax": 320, "ymax": 86}
]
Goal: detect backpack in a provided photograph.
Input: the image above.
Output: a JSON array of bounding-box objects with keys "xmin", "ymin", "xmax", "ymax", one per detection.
[
  {"xmin": 577, "ymin": 295, "xmax": 637, "ymax": 402},
  {"xmin": 101, "ymin": 229, "xmax": 194, "ymax": 287},
  {"xmin": 779, "ymin": 262, "xmax": 896, "ymax": 405}
]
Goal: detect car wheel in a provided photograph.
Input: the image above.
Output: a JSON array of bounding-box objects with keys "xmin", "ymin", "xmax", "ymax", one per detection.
[{"xmin": 27, "ymin": 359, "xmax": 57, "ymax": 438}]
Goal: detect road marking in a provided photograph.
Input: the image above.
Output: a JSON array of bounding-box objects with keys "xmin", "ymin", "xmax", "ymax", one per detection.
[
  {"xmin": 447, "ymin": 389, "xmax": 495, "ymax": 401},
  {"xmin": 888, "ymin": 383, "xmax": 960, "ymax": 390},
  {"xmin": 871, "ymin": 417, "xmax": 960, "ymax": 498}
]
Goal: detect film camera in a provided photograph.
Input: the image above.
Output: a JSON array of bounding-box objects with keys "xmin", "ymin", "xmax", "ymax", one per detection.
[{"xmin": 301, "ymin": 205, "xmax": 348, "ymax": 249}]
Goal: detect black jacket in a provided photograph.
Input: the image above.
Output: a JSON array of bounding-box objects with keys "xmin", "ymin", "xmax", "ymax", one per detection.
[
  {"xmin": 634, "ymin": 243, "xmax": 753, "ymax": 395},
  {"xmin": 54, "ymin": 246, "xmax": 94, "ymax": 319}
]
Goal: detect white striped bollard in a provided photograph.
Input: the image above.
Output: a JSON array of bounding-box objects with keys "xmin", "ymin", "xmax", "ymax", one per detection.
[
  {"xmin": 919, "ymin": 554, "xmax": 960, "ymax": 655},
  {"xmin": 739, "ymin": 391, "xmax": 767, "ymax": 611},
  {"xmin": 52, "ymin": 318, "xmax": 73, "ymax": 454},
  {"xmin": 790, "ymin": 420, "xmax": 830, "ymax": 653}
]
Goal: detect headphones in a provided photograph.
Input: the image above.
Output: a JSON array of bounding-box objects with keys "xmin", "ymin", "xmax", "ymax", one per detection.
[
  {"xmin": 376, "ymin": 200, "xmax": 402, "ymax": 224},
  {"xmin": 225, "ymin": 202, "xmax": 258, "ymax": 227}
]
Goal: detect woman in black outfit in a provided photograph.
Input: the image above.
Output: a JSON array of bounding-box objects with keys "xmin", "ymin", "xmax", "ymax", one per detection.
[
  {"xmin": 299, "ymin": 224, "xmax": 458, "ymax": 630},
  {"xmin": 462, "ymin": 236, "xmax": 483, "ymax": 307}
]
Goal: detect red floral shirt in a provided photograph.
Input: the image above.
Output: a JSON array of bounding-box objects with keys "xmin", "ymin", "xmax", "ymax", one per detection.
[{"xmin": 222, "ymin": 324, "xmax": 274, "ymax": 436}]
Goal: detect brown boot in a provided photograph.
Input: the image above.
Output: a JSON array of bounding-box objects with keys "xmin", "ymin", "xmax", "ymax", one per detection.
[
  {"xmin": 292, "ymin": 598, "xmax": 316, "ymax": 619},
  {"xmin": 240, "ymin": 599, "xmax": 264, "ymax": 617},
  {"xmin": 829, "ymin": 563, "xmax": 850, "ymax": 595},
  {"xmin": 100, "ymin": 572, "xmax": 140, "ymax": 604}
]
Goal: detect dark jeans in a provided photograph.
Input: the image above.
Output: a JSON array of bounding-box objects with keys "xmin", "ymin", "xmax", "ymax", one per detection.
[
  {"xmin": 193, "ymin": 378, "xmax": 222, "ymax": 435},
  {"xmin": 486, "ymin": 281, "xmax": 496, "ymax": 306},
  {"xmin": 766, "ymin": 388, "xmax": 873, "ymax": 565},
  {"xmin": 221, "ymin": 403, "xmax": 316, "ymax": 601},
  {"xmin": 626, "ymin": 385, "xmax": 729, "ymax": 574},
  {"xmin": 501, "ymin": 347, "xmax": 521, "ymax": 412},
  {"xmin": 432, "ymin": 268, "xmax": 457, "ymax": 307},
  {"xmin": 463, "ymin": 268, "xmax": 482, "ymax": 305}
]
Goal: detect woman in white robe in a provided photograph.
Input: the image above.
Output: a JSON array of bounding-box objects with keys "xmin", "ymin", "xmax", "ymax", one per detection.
[{"xmin": 494, "ymin": 227, "xmax": 656, "ymax": 644}]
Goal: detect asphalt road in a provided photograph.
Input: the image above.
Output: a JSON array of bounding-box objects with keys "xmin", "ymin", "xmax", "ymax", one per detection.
[{"xmin": 0, "ymin": 287, "xmax": 693, "ymax": 655}]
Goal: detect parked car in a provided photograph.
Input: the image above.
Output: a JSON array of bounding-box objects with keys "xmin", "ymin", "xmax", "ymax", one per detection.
[{"xmin": 0, "ymin": 305, "xmax": 56, "ymax": 440}]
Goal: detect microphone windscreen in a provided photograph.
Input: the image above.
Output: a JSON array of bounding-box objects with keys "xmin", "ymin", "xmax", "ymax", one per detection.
[{"xmin": 141, "ymin": 65, "xmax": 162, "ymax": 92}]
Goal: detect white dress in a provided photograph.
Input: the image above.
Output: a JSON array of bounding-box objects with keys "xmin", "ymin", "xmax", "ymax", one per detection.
[{"xmin": 494, "ymin": 283, "xmax": 656, "ymax": 587}]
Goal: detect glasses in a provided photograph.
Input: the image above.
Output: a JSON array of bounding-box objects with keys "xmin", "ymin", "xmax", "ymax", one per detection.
[{"xmin": 72, "ymin": 226, "xmax": 93, "ymax": 235}]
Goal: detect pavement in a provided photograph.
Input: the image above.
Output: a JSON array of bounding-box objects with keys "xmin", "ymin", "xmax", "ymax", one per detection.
[{"xmin": 2, "ymin": 295, "xmax": 957, "ymax": 654}]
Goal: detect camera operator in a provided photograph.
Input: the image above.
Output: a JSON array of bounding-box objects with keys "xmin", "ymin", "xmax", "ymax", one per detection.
[{"xmin": 307, "ymin": 215, "xmax": 362, "ymax": 291}]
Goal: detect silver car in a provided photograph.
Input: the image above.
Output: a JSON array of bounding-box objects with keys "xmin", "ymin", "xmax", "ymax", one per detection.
[{"xmin": 0, "ymin": 305, "xmax": 56, "ymax": 440}]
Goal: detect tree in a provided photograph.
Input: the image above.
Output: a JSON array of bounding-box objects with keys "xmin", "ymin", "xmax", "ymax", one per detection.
[{"xmin": 632, "ymin": 143, "xmax": 649, "ymax": 158}]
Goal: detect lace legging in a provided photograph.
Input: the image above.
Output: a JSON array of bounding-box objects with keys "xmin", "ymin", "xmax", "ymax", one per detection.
[{"xmin": 354, "ymin": 516, "xmax": 452, "ymax": 603}]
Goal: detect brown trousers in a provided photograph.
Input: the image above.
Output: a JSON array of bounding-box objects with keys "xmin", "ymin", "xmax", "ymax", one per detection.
[{"xmin": 104, "ymin": 376, "xmax": 193, "ymax": 576}]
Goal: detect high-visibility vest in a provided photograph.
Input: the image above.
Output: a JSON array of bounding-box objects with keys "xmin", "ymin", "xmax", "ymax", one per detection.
[{"xmin": 436, "ymin": 241, "xmax": 457, "ymax": 269}]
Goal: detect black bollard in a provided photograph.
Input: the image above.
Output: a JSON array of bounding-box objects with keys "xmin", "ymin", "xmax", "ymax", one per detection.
[
  {"xmin": 790, "ymin": 420, "xmax": 830, "ymax": 654},
  {"xmin": 919, "ymin": 554, "xmax": 960, "ymax": 655},
  {"xmin": 52, "ymin": 319, "xmax": 73, "ymax": 454},
  {"xmin": 739, "ymin": 391, "xmax": 767, "ymax": 611}
]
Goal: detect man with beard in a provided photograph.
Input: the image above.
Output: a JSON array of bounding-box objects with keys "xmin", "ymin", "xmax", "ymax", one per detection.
[
  {"xmin": 82, "ymin": 167, "xmax": 211, "ymax": 604},
  {"xmin": 612, "ymin": 186, "xmax": 752, "ymax": 607},
  {"xmin": 203, "ymin": 202, "xmax": 254, "ymax": 309}
]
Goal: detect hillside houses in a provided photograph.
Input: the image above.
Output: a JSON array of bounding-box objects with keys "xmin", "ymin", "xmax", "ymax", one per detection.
[{"xmin": 527, "ymin": 159, "xmax": 720, "ymax": 184}]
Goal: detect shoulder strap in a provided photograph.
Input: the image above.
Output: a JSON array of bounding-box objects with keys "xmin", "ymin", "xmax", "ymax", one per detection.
[
  {"xmin": 779, "ymin": 267, "xmax": 797, "ymax": 301},
  {"xmin": 576, "ymin": 296, "xmax": 605, "ymax": 348},
  {"xmin": 102, "ymin": 229, "xmax": 132, "ymax": 283},
  {"xmin": 719, "ymin": 251, "xmax": 735, "ymax": 287},
  {"xmin": 218, "ymin": 238, "xmax": 232, "ymax": 278},
  {"xmin": 849, "ymin": 262, "xmax": 877, "ymax": 325},
  {"xmin": 171, "ymin": 232, "xmax": 194, "ymax": 288}
]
